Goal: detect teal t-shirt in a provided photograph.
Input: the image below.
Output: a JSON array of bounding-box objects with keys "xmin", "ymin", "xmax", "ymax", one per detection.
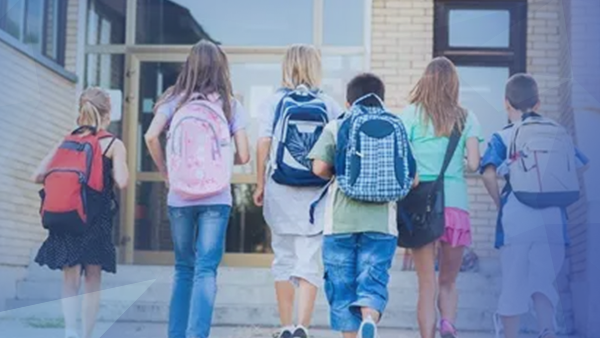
[{"xmin": 400, "ymin": 104, "xmax": 483, "ymax": 211}]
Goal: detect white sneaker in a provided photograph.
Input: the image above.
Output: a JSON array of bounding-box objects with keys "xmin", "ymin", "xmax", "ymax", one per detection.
[
  {"xmin": 291, "ymin": 325, "xmax": 309, "ymax": 338},
  {"xmin": 277, "ymin": 326, "xmax": 294, "ymax": 338},
  {"xmin": 358, "ymin": 316, "xmax": 378, "ymax": 338}
]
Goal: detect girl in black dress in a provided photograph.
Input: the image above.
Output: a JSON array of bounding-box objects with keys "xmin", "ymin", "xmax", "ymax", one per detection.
[{"xmin": 32, "ymin": 87, "xmax": 129, "ymax": 338}]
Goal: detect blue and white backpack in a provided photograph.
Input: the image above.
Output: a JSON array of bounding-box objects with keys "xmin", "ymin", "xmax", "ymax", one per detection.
[
  {"xmin": 334, "ymin": 94, "xmax": 416, "ymax": 202},
  {"xmin": 270, "ymin": 86, "xmax": 330, "ymax": 187}
]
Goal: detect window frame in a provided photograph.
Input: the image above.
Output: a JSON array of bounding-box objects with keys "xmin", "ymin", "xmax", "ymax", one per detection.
[
  {"xmin": 0, "ymin": 0, "xmax": 68, "ymax": 66},
  {"xmin": 434, "ymin": 0, "xmax": 527, "ymax": 75}
]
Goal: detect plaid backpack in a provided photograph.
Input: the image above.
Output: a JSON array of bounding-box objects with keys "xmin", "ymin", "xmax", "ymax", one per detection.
[{"xmin": 334, "ymin": 94, "xmax": 416, "ymax": 202}]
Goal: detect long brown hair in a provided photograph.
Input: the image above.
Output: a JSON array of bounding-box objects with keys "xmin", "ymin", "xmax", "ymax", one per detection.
[
  {"xmin": 78, "ymin": 87, "xmax": 111, "ymax": 129},
  {"xmin": 409, "ymin": 57, "xmax": 466, "ymax": 137},
  {"xmin": 154, "ymin": 40, "xmax": 234, "ymax": 121}
]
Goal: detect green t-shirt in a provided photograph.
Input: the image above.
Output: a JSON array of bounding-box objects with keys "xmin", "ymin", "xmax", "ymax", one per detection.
[
  {"xmin": 400, "ymin": 104, "xmax": 483, "ymax": 211},
  {"xmin": 307, "ymin": 121, "xmax": 398, "ymax": 236}
]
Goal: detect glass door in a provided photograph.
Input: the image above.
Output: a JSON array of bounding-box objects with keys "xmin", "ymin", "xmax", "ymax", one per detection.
[{"xmin": 122, "ymin": 51, "xmax": 283, "ymax": 266}]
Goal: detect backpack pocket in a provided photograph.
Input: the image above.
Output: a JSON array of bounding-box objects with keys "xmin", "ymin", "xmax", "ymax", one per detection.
[{"xmin": 348, "ymin": 119, "xmax": 398, "ymax": 199}]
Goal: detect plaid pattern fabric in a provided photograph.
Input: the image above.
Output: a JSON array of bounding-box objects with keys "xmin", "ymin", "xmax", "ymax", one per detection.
[{"xmin": 337, "ymin": 106, "xmax": 413, "ymax": 202}]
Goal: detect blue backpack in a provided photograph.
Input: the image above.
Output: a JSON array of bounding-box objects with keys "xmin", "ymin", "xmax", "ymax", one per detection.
[
  {"xmin": 334, "ymin": 94, "xmax": 416, "ymax": 202},
  {"xmin": 270, "ymin": 86, "xmax": 330, "ymax": 187}
]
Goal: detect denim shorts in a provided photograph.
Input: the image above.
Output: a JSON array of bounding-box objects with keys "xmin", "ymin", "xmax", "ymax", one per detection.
[{"xmin": 322, "ymin": 232, "xmax": 397, "ymax": 332}]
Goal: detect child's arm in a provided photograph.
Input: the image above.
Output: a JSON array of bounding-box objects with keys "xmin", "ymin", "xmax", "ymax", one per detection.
[
  {"xmin": 412, "ymin": 172, "xmax": 420, "ymax": 188},
  {"xmin": 308, "ymin": 122, "xmax": 337, "ymax": 180},
  {"xmin": 479, "ymin": 132, "xmax": 507, "ymax": 209},
  {"xmin": 31, "ymin": 142, "xmax": 61, "ymax": 184},
  {"xmin": 232, "ymin": 129, "xmax": 250, "ymax": 165},
  {"xmin": 253, "ymin": 137, "xmax": 271, "ymax": 206},
  {"xmin": 312, "ymin": 160, "xmax": 333, "ymax": 180},
  {"xmin": 465, "ymin": 137, "xmax": 481, "ymax": 173},
  {"xmin": 575, "ymin": 147, "xmax": 590, "ymax": 172},
  {"xmin": 144, "ymin": 113, "xmax": 169, "ymax": 180},
  {"xmin": 481, "ymin": 165, "xmax": 501, "ymax": 209},
  {"xmin": 110, "ymin": 140, "xmax": 129, "ymax": 190}
]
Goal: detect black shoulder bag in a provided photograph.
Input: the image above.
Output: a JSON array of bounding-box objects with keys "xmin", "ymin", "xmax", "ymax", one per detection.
[{"xmin": 397, "ymin": 122, "xmax": 463, "ymax": 249}]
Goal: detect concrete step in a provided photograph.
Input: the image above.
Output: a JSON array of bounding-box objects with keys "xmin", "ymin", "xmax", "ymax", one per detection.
[
  {"xmin": 13, "ymin": 279, "xmax": 501, "ymax": 308},
  {"xmin": 22, "ymin": 263, "xmax": 500, "ymax": 289},
  {"xmin": 7, "ymin": 264, "xmax": 571, "ymax": 333},
  {"xmin": 3, "ymin": 298, "xmax": 553, "ymax": 333}
]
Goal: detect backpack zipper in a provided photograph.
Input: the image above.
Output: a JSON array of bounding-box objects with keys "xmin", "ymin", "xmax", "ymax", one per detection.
[{"xmin": 170, "ymin": 116, "xmax": 223, "ymax": 159}]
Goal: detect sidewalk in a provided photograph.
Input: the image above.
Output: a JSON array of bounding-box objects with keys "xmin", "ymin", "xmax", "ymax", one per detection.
[{"xmin": 0, "ymin": 319, "xmax": 556, "ymax": 338}]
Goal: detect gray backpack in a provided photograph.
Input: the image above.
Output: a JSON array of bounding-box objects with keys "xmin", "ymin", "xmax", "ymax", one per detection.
[{"xmin": 507, "ymin": 115, "xmax": 580, "ymax": 208}]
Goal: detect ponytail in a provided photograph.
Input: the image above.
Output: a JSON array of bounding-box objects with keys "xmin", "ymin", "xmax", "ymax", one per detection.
[
  {"xmin": 78, "ymin": 87, "xmax": 111, "ymax": 129},
  {"xmin": 79, "ymin": 101, "xmax": 102, "ymax": 128}
]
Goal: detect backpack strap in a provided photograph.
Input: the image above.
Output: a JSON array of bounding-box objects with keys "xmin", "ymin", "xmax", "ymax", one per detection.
[
  {"xmin": 271, "ymin": 86, "xmax": 324, "ymax": 134},
  {"xmin": 72, "ymin": 125, "xmax": 97, "ymax": 135},
  {"xmin": 96, "ymin": 131, "xmax": 116, "ymax": 156},
  {"xmin": 270, "ymin": 89, "xmax": 294, "ymax": 136},
  {"xmin": 351, "ymin": 93, "xmax": 385, "ymax": 109},
  {"xmin": 102, "ymin": 137, "xmax": 117, "ymax": 157},
  {"xmin": 433, "ymin": 119, "xmax": 464, "ymax": 189}
]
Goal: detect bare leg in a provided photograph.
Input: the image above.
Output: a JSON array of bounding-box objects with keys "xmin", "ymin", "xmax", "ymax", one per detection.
[
  {"xmin": 342, "ymin": 332, "xmax": 358, "ymax": 338},
  {"xmin": 297, "ymin": 278, "xmax": 317, "ymax": 328},
  {"xmin": 360, "ymin": 307, "xmax": 381, "ymax": 323},
  {"xmin": 437, "ymin": 242, "xmax": 464, "ymax": 323},
  {"xmin": 532, "ymin": 293, "xmax": 557, "ymax": 337},
  {"xmin": 275, "ymin": 281, "xmax": 295, "ymax": 327},
  {"xmin": 82, "ymin": 265, "xmax": 102, "ymax": 338},
  {"xmin": 413, "ymin": 243, "xmax": 437, "ymax": 338},
  {"xmin": 62, "ymin": 265, "xmax": 82, "ymax": 337},
  {"xmin": 501, "ymin": 315, "xmax": 520, "ymax": 338}
]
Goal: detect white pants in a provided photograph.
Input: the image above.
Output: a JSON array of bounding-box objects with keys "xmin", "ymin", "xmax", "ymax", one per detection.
[
  {"xmin": 497, "ymin": 242, "xmax": 565, "ymax": 316},
  {"xmin": 271, "ymin": 233, "xmax": 322, "ymax": 287}
]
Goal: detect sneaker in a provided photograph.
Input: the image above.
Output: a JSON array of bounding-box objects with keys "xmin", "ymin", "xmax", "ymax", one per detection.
[
  {"xmin": 277, "ymin": 327, "xmax": 294, "ymax": 338},
  {"xmin": 440, "ymin": 319, "xmax": 458, "ymax": 338},
  {"xmin": 291, "ymin": 325, "xmax": 309, "ymax": 338},
  {"xmin": 358, "ymin": 316, "xmax": 378, "ymax": 338}
]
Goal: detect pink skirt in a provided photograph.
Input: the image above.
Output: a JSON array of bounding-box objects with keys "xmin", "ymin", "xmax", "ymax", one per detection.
[{"xmin": 440, "ymin": 207, "xmax": 472, "ymax": 247}]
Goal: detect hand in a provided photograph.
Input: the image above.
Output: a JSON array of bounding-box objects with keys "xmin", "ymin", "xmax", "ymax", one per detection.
[
  {"xmin": 160, "ymin": 169, "xmax": 169, "ymax": 188},
  {"xmin": 253, "ymin": 185, "xmax": 264, "ymax": 207},
  {"xmin": 411, "ymin": 173, "xmax": 420, "ymax": 188}
]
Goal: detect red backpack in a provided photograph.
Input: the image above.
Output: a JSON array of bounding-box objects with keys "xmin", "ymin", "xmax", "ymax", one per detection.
[{"xmin": 40, "ymin": 126, "xmax": 114, "ymax": 235}]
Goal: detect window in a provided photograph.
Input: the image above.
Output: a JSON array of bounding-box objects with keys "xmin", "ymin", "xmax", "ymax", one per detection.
[
  {"xmin": 323, "ymin": 0, "xmax": 365, "ymax": 46},
  {"xmin": 0, "ymin": 0, "xmax": 67, "ymax": 64},
  {"xmin": 87, "ymin": 0, "xmax": 126, "ymax": 45},
  {"xmin": 136, "ymin": 0, "xmax": 314, "ymax": 45},
  {"xmin": 435, "ymin": 0, "xmax": 527, "ymax": 142}
]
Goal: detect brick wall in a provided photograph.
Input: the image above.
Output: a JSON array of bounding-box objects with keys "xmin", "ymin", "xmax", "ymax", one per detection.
[
  {"xmin": 371, "ymin": 0, "xmax": 566, "ymax": 260},
  {"xmin": 371, "ymin": 0, "xmax": 434, "ymax": 111},
  {"xmin": 0, "ymin": 0, "xmax": 81, "ymax": 268}
]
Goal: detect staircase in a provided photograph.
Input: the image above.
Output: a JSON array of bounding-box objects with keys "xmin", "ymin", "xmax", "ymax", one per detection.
[{"xmin": 2, "ymin": 260, "xmax": 572, "ymax": 334}]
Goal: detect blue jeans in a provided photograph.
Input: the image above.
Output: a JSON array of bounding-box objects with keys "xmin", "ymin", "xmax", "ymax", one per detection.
[
  {"xmin": 168, "ymin": 205, "xmax": 231, "ymax": 338},
  {"xmin": 322, "ymin": 232, "xmax": 397, "ymax": 332}
]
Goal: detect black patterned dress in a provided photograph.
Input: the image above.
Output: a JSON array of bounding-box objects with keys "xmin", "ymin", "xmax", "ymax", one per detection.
[{"xmin": 35, "ymin": 153, "xmax": 117, "ymax": 273}]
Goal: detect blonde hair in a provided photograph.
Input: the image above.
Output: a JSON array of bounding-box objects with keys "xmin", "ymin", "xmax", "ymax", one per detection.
[
  {"xmin": 154, "ymin": 40, "xmax": 234, "ymax": 121},
  {"xmin": 409, "ymin": 57, "xmax": 466, "ymax": 137},
  {"xmin": 282, "ymin": 44, "xmax": 322, "ymax": 90},
  {"xmin": 78, "ymin": 87, "xmax": 111, "ymax": 129}
]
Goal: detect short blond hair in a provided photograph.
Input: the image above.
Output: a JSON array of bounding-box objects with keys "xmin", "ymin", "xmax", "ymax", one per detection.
[{"xmin": 281, "ymin": 44, "xmax": 322, "ymax": 90}]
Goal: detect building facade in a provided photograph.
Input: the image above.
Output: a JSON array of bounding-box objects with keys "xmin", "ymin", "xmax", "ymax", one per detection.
[{"xmin": 0, "ymin": 0, "xmax": 598, "ymax": 335}]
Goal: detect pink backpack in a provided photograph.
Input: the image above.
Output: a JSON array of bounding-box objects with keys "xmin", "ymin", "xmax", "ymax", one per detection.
[{"xmin": 166, "ymin": 95, "xmax": 233, "ymax": 200}]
